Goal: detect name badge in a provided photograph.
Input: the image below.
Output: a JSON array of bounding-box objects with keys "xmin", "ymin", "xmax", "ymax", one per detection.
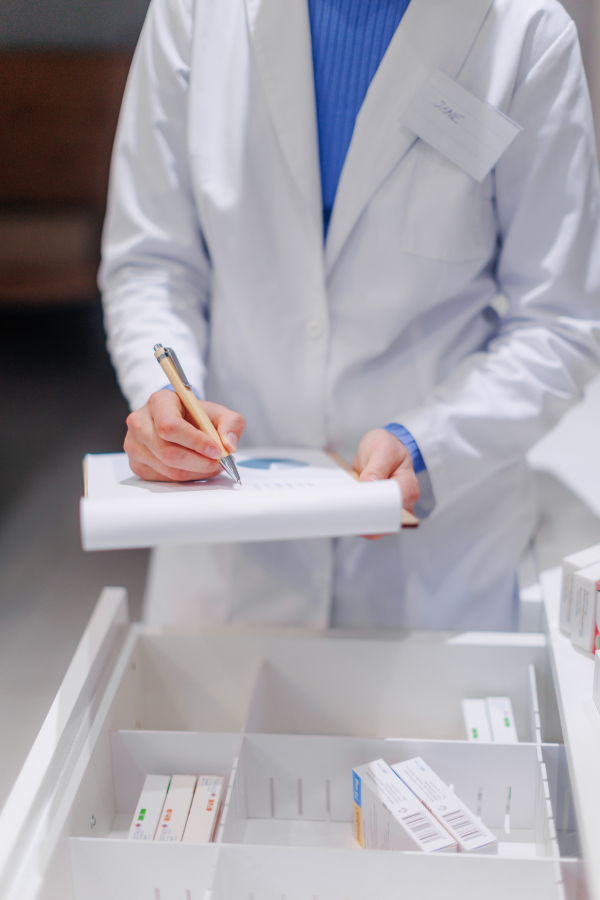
[{"xmin": 403, "ymin": 70, "xmax": 522, "ymax": 182}]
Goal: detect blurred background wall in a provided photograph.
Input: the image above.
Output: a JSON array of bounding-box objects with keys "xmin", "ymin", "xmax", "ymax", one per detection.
[
  {"xmin": 562, "ymin": 0, "xmax": 600, "ymax": 145},
  {"xmin": 0, "ymin": 0, "xmax": 150, "ymax": 47}
]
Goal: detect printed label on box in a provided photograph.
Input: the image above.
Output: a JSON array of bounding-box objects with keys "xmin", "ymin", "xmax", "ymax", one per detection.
[
  {"xmin": 182, "ymin": 776, "xmax": 224, "ymax": 844},
  {"xmin": 156, "ymin": 775, "xmax": 197, "ymax": 842},
  {"xmin": 128, "ymin": 775, "xmax": 171, "ymax": 841},
  {"xmin": 392, "ymin": 757, "xmax": 497, "ymax": 853}
]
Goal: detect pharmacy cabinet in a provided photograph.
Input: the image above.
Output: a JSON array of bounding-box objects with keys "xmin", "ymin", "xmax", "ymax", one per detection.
[{"xmin": 0, "ymin": 581, "xmax": 590, "ymax": 900}]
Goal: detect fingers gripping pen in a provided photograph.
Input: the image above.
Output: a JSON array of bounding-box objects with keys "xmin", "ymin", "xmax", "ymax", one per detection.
[{"xmin": 153, "ymin": 344, "xmax": 242, "ymax": 484}]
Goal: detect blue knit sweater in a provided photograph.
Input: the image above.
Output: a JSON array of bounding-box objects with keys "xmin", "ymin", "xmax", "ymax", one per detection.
[{"xmin": 308, "ymin": 0, "xmax": 411, "ymax": 234}]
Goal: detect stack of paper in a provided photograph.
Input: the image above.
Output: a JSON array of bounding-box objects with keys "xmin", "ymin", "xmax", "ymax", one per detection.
[{"xmin": 80, "ymin": 449, "xmax": 401, "ymax": 551}]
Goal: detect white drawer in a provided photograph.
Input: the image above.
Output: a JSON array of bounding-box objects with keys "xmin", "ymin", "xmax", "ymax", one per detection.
[{"xmin": 0, "ymin": 586, "xmax": 587, "ymax": 900}]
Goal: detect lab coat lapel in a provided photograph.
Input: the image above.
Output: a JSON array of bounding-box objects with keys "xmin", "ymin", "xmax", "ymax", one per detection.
[
  {"xmin": 325, "ymin": 0, "xmax": 494, "ymax": 274},
  {"xmin": 245, "ymin": 0, "xmax": 323, "ymax": 243}
]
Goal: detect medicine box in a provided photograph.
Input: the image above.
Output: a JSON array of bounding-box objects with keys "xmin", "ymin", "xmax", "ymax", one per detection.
[
  {"xmin": 560, "ymin": 543, "xmax": 600, "ymax": 635},
  {"xmin": 392, "ymin": 757, "xmax": 497, "ymax": 853},
  {"xmin": 461, "ymin": 698, "xmax": 492, "ymax": 742},
  {"xmin": 183, "ymin": 775, "xmax": 224, "ymax": 843},
  {"xmin": 571, "ymin": 561, "xmax": 600, "ymax": 655},
  {"xmin": 127, "ymin": 774, "xmax": 171, "ymax": 841},
  {"xmin": 352, "ymin": 759, "xmax": 457, "ymax": 853},
  {"xmin": 155, "ymin": 774, "xmax": 197, "ymax": 842},
  {"xmin": 486, "ymin": 697, "xmax": 518, "ymax": 744}
]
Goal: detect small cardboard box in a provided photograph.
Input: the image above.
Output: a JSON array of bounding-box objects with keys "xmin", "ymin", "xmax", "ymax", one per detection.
[
  {"xmin": 127, "ymin": 775, "xmax": 171, "ymax": 841},
  {"xmin": 392, "ymin": 757, "xmax": 497, "ymax": 853},
  {"xmin": 560, "ymin": 544, "xmax": 600, "ymax": 636},
  {"xmin": 571, "ymin": 562, "xmax": 600, "ymax": 655},
  {"xmin": 486, "ymin": 697, "xmax": 518, "ymax": 744},
  {"xmin": 155, "ymin": 775, "xmax": 197, "ymax": 842},
  {"xmin": 461, "ymin": 698, "xmax": 493, "ymax": 742},
  {"xmin": 182, "ymin": 775, "xmax": 224, "ymax": 843},
  {"xmin": 352, "ymin": 759, "xmax": 456, "ymax": 853}
]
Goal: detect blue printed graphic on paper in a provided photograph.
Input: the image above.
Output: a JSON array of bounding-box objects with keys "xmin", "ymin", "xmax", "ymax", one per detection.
[{"xmin": 238, "ymin": 458, "xmax": 309, "ymax": 470}]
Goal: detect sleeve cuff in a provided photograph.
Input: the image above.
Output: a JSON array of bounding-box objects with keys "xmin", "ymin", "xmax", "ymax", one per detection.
[
  {"xmin": 383, "ymin": 423, "xmax": 427, "ymax": 474},
  {"xmin": 162, "ymin": 383, "xmax": 202, "ymax": 400}
]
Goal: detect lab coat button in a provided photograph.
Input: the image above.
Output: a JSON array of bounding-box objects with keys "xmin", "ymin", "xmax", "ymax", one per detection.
[{"xmin": 306, "ymin": 319, "xmax": 323, "ymax": 339}]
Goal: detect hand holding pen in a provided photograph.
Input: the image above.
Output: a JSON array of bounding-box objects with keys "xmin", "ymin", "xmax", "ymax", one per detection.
[
  {"xmin": 123, "ymin": 349, "xmax": 245, "ymax": 484},
  {"xmin": 154, "ymin": 345, "xmax": 241, "ymax": 483}
]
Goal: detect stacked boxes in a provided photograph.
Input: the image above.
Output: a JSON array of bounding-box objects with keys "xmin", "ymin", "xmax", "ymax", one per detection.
[
  {"xmin": 392, "ymin": 758, "xmax": 497, "ymax": 853},
  {"xmin": 352, "ymin": 759, "xmax": 457, "ymax": 852},
  {"xmin": 560, "ymin": 543, "xmax": 600, "ymax": 636},
  {"xmin": 128, "ymin": 774, "xmax": 224, "ymax": 843},
  {"xmin": 570, "ymin": 561, "xmax": 600, "ymax": 656},
  {"xmin": 354, "ymin": 757, "xmax": 497, "ymax": 855}
]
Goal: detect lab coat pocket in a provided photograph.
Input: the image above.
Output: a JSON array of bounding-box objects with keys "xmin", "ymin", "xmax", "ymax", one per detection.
[{"xmin": 400, "ymin": 141, "xmax": 497, "ymax": 263}]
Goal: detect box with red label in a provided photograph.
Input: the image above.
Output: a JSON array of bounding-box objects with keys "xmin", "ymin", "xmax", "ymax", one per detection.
[
  {"xmin": 571, "ymin": 562, "xmax": 600, "ymax": 655},
  {"xmin": 183, "ymin": 776, "xmax": 224, "ymax": 843}
]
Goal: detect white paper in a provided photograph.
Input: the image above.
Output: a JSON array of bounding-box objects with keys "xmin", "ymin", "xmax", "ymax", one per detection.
[
  {"xmin": 404, "ymin": 69, "xmax": 521, "ymax": 182},
  {"xmin": 80, "ymin": 449, "xmax": 401, "ymax": 551}
]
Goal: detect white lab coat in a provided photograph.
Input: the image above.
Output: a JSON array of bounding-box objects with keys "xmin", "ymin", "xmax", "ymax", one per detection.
[{"xmin": 101, "ymin": 0, "xmax": 600, "ymax": 630}]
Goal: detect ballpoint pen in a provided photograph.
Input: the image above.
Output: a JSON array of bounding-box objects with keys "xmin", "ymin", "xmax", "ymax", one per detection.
[{"xmin": 154, "ymin": 344, "xmax": 242, "ymax": 484}]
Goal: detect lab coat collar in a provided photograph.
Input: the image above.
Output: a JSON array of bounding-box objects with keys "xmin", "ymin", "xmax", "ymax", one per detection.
[
  {"xmin": 245, "ymin": 0, "xmax": 323, "ymax": 246},
  {"xmin": 325, "ymin": 0, "xmax": 494, "ymax": 274}
]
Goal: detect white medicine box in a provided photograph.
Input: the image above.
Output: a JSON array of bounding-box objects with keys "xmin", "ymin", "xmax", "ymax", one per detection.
[{"xmin": 0, "ymin": 587, "xmax": 583, "ymax": 900}]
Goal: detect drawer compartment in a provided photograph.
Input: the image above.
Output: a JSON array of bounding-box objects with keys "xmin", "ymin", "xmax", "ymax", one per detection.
[
  {"xmin": 0, "ymin": 589, "xmax": 572, "ymax": 900},
  {"xmin": 228, "ymin": 734, "xmax": 554, "ymax": 856},
  {"xmin": 212, "ymin": 845, "xmax": 563, "ymax": 900},
  {"xmin": 119, "ymin": 631, "xmax": 561, "ymax": 742},
  {"xmin": 70, "ymin": 840, "xmax": 563, "ymax": 900},
  {"xmin": 69, "ymin": 731, "xmax": 564, "ymax": 900}
]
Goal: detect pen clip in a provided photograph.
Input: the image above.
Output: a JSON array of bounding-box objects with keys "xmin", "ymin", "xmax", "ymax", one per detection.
[{"xmin": 154, "ymin": 344, "xmax": 193, "ymax": 390}]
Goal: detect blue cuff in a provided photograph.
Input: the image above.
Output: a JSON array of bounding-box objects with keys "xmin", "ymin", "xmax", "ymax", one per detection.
[
  {"xmin": 163, "ymin": 383, "xmax": 202, "ymax": 400},
  {"xmin": 383, "ymin": 423, "xmax": 426, "ymax": 474}
]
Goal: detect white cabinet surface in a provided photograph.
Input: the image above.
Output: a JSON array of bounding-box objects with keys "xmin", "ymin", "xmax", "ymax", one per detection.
[{"xmin": 0, "ymin": 580, "xmax": 591, "ymax": 900}]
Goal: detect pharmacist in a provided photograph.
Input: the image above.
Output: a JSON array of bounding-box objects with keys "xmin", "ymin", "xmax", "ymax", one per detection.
[{"xmin": 101, "ymin": 0, "xmax": 600, "ymax": 630}]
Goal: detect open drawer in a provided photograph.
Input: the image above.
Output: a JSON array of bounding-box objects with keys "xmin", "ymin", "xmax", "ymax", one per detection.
[{"xmin": 0, "ymin": 587, "xmax": 584, "ymax": 900}]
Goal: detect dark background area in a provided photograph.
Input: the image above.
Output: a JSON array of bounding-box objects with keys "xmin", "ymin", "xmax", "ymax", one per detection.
[
  {"xmin": 1, "ymin": 304, "xmax": 126, "ymax": 514},
  {"xmin": 0, "ymin": 0, "xmax": 150, "ymax": 47},
  {"xmin": 0, "ymin": 302, "xmax": 149, "ymax": 813},
  {"xmin": 0, "ymin": 1, "xmax": 150, "ymax": 811}
]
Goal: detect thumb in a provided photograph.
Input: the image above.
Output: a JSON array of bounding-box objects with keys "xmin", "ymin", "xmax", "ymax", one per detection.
[
  {"xmin": 357, "ymin": 443, "xmax": 401, "ymax": 482},
  {"xmin": 359, "ymin": 456, "xmax": 391, "ymax": 482}
]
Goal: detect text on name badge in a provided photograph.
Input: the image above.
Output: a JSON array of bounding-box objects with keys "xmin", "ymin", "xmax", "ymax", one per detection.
[{"xmin": 433, "ymin": 100, "xmax": 464, "ymax": 123}]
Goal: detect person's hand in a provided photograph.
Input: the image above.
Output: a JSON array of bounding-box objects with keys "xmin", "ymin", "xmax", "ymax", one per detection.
[
  {"xmin": 353, "ymin": 428, "xmax": 420, "ymax": 540},
  {"xmin": 124, "ymin": 389, "xmax": 245, "ymax": 482}
]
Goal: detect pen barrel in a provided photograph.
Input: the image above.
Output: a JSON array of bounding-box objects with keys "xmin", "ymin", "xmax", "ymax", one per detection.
[{"xmin": 158, "ymin": 356, "xmax": 228, "ymax": 460}]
